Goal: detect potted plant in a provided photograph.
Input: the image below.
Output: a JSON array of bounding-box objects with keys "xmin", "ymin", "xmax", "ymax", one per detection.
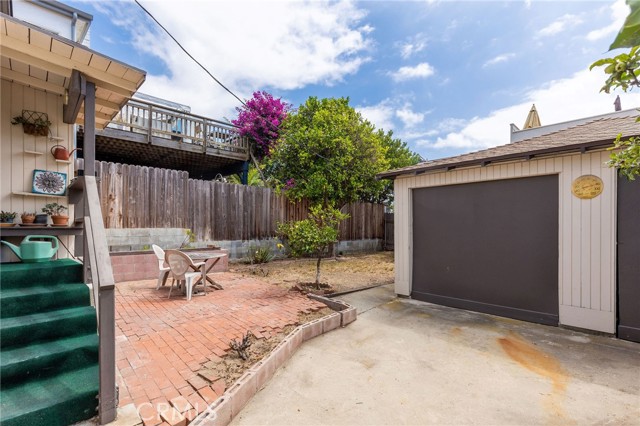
[
  {"xmin": 11, "ymin": 115, "xmax": 51, "ymax": 137},
  {"xmin": 0, "ymin": 211, "xmax": 17, "ymax": 227},
  {"xmin": 21, "ymin": 212, "xmax": 37, "ymax": 224},
  {"xmin": 42, "ymin": 203, "xmax": 68, "ymax": 225}
]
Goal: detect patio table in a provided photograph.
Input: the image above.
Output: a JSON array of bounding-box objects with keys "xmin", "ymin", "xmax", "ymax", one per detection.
[{"xmin": 185, "ymin": 251, "xmax": 226, "ymax": 290}]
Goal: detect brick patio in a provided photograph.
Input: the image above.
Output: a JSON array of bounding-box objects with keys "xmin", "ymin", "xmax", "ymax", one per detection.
[{"xmin": 115, "ymin": 272, "xmax": 326, "ymax": 426}]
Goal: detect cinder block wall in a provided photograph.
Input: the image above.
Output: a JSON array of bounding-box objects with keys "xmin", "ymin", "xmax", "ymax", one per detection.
[
  {"xmin": 106, "ymin": 228, "xmax": 383, "ymax": 263},
  {"xmin": 110, "ymin": 249, "xmax": 229, "ymax": 283}
]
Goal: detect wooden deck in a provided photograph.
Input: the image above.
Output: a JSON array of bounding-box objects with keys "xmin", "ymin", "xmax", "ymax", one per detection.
[{"xmin": 85, "ymin": 98, "xmax": 250, "ymax": 179}]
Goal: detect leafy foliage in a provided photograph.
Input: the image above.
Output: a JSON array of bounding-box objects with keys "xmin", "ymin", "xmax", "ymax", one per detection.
[
  {"xmin": 232, "ymin": 91, "xmax": 290, "ymax": 160},
  {"xmin": 589, "ymin": 0, "xmax": 640, "ymax": 180},
  {"xmin": 248, "ymin": 245, "xmax": 274, "ymax": 264},
  {"xmin": 0, "ymin": 211, "xmax": 17, "ymax": 222},
  {"xmin": 267, "ymin": 97, "xmax": 390, "ymax": 208},
  {"xmin": 227, "ymin": 165, "xmax": 266, "ymax": 187},
  {"xmin": 590, "ymin": 46, "xmax": 640, "ymax": 93},
  {"xmin": 41, "ymin": 203, "xmax": 67, "ymax": 216},
  {"xmin": 277, "ymin": 206, "xmax": 348, "ymax": 285},
  {"xmin": 609, "ymin": 0, "xmax": 640, "ymax": 50},
  {"xmin": 366, "ymin": 129, "xmax": 422, "ymax": 205},
  {"xmin": 608, "ymin": 135, "xmax": 640, "ymax": 180}
]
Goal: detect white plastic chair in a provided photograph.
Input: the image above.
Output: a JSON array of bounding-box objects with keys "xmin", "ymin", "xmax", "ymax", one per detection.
[
  {"xmin": 165, "ymin": 250, "xmax": 206, "ymax": 301},
  {"xmin": 152, "ymin": 244, "xmax": 171, "ymax": 290}
]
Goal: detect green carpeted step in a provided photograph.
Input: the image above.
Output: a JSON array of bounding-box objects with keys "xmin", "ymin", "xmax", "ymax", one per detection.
[
  {"xmin": 0, "ymin": 282, "xmax": 90, "ymax": 319},
  {"xmin": 0, "ymin": 364, "xmax": 98, "ymax": 426},
  {"xmin": 0, "ymin": 259, "xmax": 83, "ymax": 290},
  {"xmin": 1, "ymin": 333, "xmax": 98, "ymax": 386},
  {"xmin": 0, "ymin": 306, "xmax": 97, "ymax": 350}
]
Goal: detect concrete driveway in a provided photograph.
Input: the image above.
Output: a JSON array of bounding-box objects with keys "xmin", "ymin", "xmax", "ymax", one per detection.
[{"xmin": 233, "ymin": 285, "xmax": 640, "ymax": 425}]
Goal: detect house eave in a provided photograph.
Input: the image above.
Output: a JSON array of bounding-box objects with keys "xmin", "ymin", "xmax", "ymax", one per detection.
[{"xmin": 376, "ymin": 138, "xmax": 624, "ymax": 180}]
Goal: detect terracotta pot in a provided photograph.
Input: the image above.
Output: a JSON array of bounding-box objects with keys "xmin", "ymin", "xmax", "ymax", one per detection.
[
  {"xmin": 51, "ymin": 215, "xmax": 69, "ymax": 226},
  {"xmin": 21, "ymin": 215, "xmax": 36, "ymax": 224}
]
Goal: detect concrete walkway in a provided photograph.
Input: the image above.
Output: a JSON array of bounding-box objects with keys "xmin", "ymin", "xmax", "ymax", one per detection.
[{"xmin": 233, "ymin": 285, "xmax": 640, "ymax": 425}]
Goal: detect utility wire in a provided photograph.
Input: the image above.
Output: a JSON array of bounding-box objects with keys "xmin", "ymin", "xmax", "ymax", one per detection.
[
  {"xmin": 134, "ymin": 0, "xmax": 335, "ymax": 177},
  {"xmin": 134, "ymin": 0, "xmax": 247, "ymax": 108}
]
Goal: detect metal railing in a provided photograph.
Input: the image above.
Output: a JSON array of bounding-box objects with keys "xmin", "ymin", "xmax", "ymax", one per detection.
[
  {"xmin": 69, "ymin": 176, "xmax": 117, "ymax": 424},
  {"xmin": 107, "ymin": 98, "xmax": 250, "ymax": 156}
]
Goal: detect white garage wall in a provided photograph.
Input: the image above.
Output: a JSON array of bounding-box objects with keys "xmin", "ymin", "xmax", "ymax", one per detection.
[{"xmin": 394, "ymin": 150, "xmax": 617, "ymax": 333}]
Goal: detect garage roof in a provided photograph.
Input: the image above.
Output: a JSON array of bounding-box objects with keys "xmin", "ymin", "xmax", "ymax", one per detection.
[
  {"xmin": 0, "ymin": 13, "xmax": 146, "ymax": 129},
  {"xmin": 378, "ymin": 109, "xmax": 640, "ymax": 179}
]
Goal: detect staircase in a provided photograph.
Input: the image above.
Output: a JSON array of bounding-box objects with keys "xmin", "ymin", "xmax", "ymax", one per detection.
[{"xmin": 0, "ymin": 259, "xmax": 99, "ymax": 426}]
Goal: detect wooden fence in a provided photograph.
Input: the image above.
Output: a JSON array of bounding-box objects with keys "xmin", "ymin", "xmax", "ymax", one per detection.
[{"xmin": 95, "ymin": 162, "xmax": 385, "ymax": 241}]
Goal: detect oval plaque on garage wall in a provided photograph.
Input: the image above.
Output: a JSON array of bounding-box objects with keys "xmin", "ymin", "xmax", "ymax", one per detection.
[{"xmin": 571, "ymin": 175, "xmax": 604, "ymax": 199}]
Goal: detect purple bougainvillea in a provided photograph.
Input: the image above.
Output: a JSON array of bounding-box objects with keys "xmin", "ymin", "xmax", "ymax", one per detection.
[
  {"xmin": 233, "ymin": 91, "xmax": 290, "ymax": 160},
  {"xmin": 284, "ymin": 178, "xmax": 296, "ymax": 190}
]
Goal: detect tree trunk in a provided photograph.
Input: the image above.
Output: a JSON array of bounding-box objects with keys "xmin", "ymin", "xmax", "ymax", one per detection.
[
  {"xmin": 249, "ymin": 150, "xmax": 267, "ymax": 184},
  {"xmin": 315, "ymin": 256, "xmax": 322, "ymax": 287}
]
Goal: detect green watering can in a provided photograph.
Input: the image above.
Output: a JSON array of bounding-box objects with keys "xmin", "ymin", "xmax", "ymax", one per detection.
[{"xmin": 1, "ymin": 235, "xmax": 59, "ymax": 263}]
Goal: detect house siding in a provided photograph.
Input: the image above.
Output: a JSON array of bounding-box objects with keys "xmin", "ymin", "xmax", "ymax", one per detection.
[
  {"xmin": 394, "ymin": 150, "xmax": 616, "ymax": 333},
  {"xmin": 1, "ymin": 79, "xmax": 75, "ymax": 260}
]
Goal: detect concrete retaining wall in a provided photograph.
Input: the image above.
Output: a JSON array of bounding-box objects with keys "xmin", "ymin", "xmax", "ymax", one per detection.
[{"xmin": 106, "ymin": 228, "xmax": 383, "ymax": 260}]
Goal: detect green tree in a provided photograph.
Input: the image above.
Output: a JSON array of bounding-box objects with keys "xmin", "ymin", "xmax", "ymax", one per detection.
[
  {"xmin": 267, "ymin": 96, "xmax": 390, "ymax": 208},
  {"xmin": 270, "ymin": 96, "xmax": 395, "ymax": 284},
  {"xmin": 590, "ymin": 0, "xmax": 640, "ymax": 180},
  {"xmin": 364, "ymin": 129, "xmax": 422, "ymax": 205},
  {"xmin": 277, "ymin": 206, "xmax": 347, "ymax": 285}
]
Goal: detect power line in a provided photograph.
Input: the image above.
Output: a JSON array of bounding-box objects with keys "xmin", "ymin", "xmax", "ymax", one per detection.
[
  {"xmin": 134, "ymin": 0, "xmax": 247, "ymax": 108},
  {"xmin": 133, "ymin": 1, "xmax": 338, "ymax": 171}
]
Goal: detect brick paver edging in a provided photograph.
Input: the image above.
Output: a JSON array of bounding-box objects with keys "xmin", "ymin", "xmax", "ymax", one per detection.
[{"xmin": 190, "ymin": 296, "xmax": 357, "ymax": 426}]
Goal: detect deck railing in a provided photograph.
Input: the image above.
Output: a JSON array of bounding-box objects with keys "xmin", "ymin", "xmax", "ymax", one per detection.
[{"xmin": 107, "ymin": 98, "xmax": 250, "ymax": 155}]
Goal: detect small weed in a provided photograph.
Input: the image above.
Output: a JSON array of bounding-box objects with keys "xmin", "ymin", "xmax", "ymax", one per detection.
[
  {"xmin": 229, "ymin": 331, "xmax": 253, "ymax": 360},
  {"xmin": 181, "ymin": 229, "xmax": 197, "ymax": 248},
  {"xmin": 249, "ymin": 245, "xmax": 274, "ymax": 264}
]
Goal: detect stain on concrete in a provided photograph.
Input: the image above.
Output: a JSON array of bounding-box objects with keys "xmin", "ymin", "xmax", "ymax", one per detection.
[
  {"xmin": 358, "ymin": 357, "xmax": 376, "ymax": 370},
  {"xmin": 381, "ymin": 300, "xmax": 404, "ymax": 311},
  {"xmin": 567, "ymin": 335, "xmax": 591, "ymax": 344},
  {"xmin": 498, "ymin": 331, "xmax": 571, "ymax": 423}
]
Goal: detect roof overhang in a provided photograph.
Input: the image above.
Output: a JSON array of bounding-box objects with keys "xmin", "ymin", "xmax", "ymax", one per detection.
[
  {"xmin": 0, "ymin": 13, "xmax": 146, "ymax": 129},
  {"xmin": 377, "ymin": 139, "xmax": 618, "ymax": 180},
  {"xmin": 378, "ymin": 111, "xmax": 640, "ymax": 180}
]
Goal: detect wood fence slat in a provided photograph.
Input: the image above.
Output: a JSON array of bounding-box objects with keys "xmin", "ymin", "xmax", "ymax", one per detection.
[{"xmin": 97, "ymin": 161, "xmax": 385, "ymax": 241}]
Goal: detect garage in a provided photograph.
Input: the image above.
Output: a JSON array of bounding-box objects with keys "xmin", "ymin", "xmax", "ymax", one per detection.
[
  {"xmin": 412, "ymin": 175, "xmax": 558, "ymax": 325},
  {"xmin": 380, "ymin": 109, "xmax": 640, "ymax": 338}
]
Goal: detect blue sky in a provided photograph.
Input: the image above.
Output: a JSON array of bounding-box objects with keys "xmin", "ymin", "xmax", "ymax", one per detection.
[{"xmin": 70, "ymin": 0, "xmax": 640, "ymax": 161}]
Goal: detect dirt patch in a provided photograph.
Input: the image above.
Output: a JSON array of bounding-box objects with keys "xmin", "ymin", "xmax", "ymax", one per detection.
[
  {"xmin": 195, "ymin": 253, "xmax": 391, "ymax": 390},
  {"xmin": 230, "ymin": 252, "xmax": 394, "ymax": 294},
  {"xmin": 198, "ymin": 308, "xmax": 332, "ymax": 389}
]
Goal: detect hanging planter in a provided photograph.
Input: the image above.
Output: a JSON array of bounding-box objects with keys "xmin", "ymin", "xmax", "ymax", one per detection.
[{"xmin": 11, "ymin": 110, "xmax": 51, "ymax": 137}]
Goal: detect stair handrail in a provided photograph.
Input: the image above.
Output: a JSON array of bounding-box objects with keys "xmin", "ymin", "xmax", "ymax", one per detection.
[{"xmin": 82, "ymin": 175, "xmax": 118, "ymax": 425}]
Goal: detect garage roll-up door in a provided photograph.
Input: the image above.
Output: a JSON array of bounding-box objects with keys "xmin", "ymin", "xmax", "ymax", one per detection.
[{"xmin": 412, "ymin": 175, "xmax": 559, "ymax": 325}]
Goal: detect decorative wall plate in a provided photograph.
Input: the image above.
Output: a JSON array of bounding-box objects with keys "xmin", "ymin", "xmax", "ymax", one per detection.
[
  {"xmin": 571, "ymin": 175, "xmax": 603, "ymax": 199},
  {"xmin": 32, "ymin": 169, "xmax": 67, "ymax": 196}
]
